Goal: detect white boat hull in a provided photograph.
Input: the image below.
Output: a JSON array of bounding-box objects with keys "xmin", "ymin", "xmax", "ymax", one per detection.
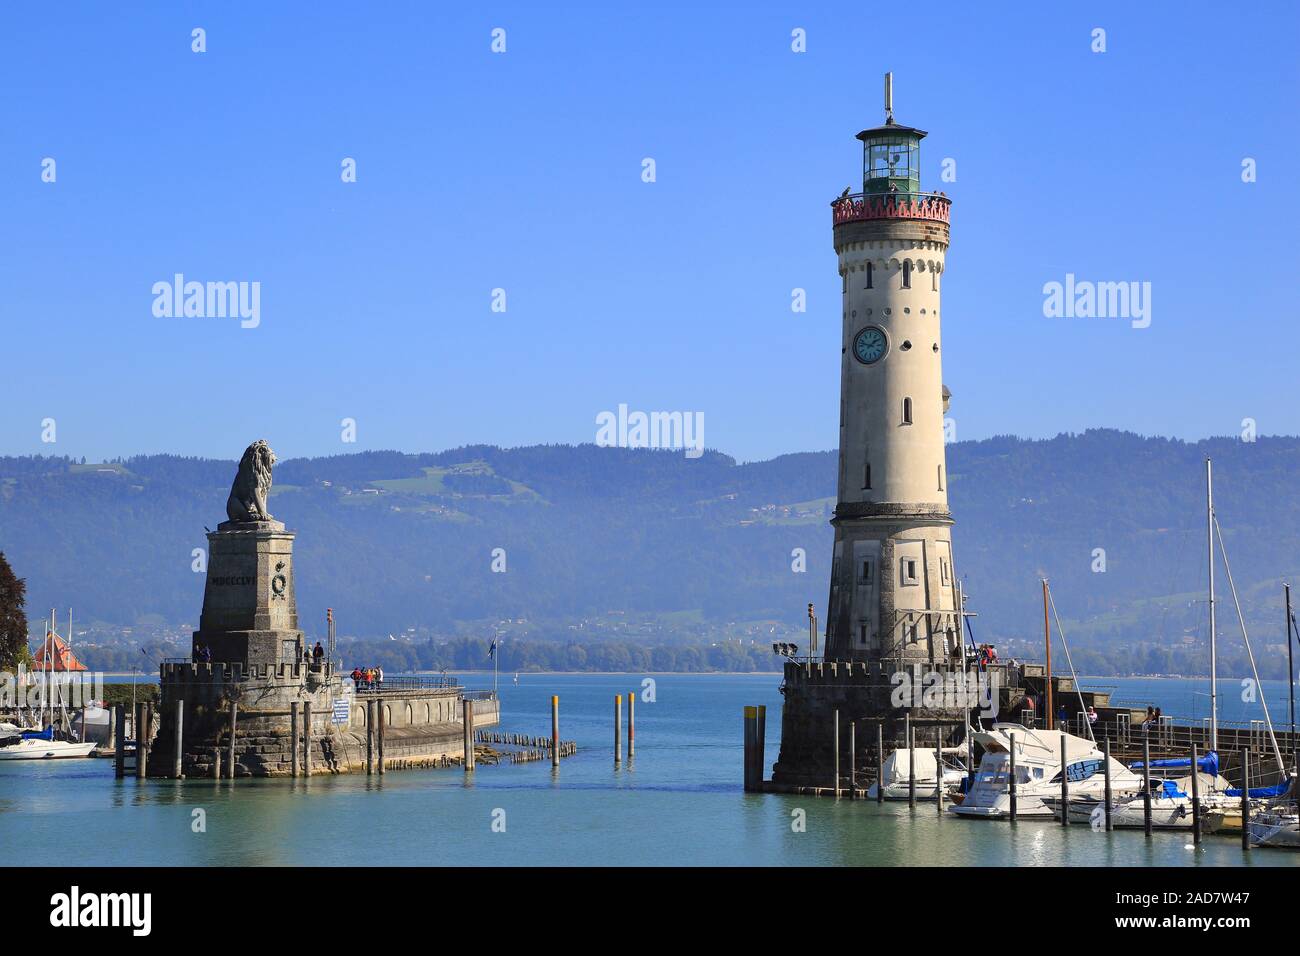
[
  {"xmin": 0, "ymin": 739, "xmax": 97, "ymax": 760},
  {"xmin": 1042, "ymin": 794, "xmax": 1224, "ymax": 831},
  {"xmin": 1249, "ymin": 813, "xmax": 1300, "ymax": 848}
]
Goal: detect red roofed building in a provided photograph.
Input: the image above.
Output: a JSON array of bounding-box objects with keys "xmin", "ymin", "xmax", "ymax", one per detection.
[{"xmin": 32, "ymin": 632, "xmax": 87, "ymax": 672}]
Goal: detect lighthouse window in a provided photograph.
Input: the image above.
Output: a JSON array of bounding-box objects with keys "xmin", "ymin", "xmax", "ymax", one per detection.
[
  {"xmin": 901, "ymin": 558, "xmax": 919, "ymax": 586},
  {"xmin": 938, "ymin": 464, "xmax": 944, "ymax": 491},
  {"xmin": 940, "ymin": 557, "xmax": 950, "ymax": 584},
  {"xmin": 902, "ymin": 261, "xmax": 912, "ymax": 289},
  {"xmin": 902, "ymin": 398, "xmax": 913, "ymax": 425},
  {"xmin": 859, "ymin": 623, "xmax": 868, "ymax": 645},
  {"xmin": 859, "ymin": 559, "xmax": 873, "ymax": 584},
  {"xmin": 862, "ymin": 463, "xmax": 871, "ymax": 490},
  {"xmin": 864, "ymin": 262, "xmax": 873, "ymax": 289}
]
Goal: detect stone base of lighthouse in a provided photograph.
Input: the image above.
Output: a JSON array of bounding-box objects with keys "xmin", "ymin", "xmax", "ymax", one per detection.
[{"xmin": 770, "ymin": 659, "xmax": 1026, "ymax": 789}]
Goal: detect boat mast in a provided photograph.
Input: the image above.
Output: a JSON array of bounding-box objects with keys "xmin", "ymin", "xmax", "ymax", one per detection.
[
  {"xmin": 1206, "ymin": 458, "xmax": 1218, "ymax": 752},
  {"xmin": 1287, "ymin": 582, "xmax": 1296, "ymax": 772},
  {"xmin": 1214, "ymin": 515, "xmax": 1284, "ymax": 771},
  {"xmin": 1042, "ymin": 579, "xmax": 1053, "ymax": 730},
  {"xmin": 46, "ymin": 609, "xmax": 55, "ymax": 731}
]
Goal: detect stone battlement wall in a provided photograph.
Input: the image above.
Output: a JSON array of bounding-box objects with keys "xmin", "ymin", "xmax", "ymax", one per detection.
[{"xmin": 771, "ymin": 659, "xmax": 1025, "ymax": 788}]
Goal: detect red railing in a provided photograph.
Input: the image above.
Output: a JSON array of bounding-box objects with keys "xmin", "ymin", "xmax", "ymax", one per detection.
[{"xmin": 832, "ymin": 191, "xmax": 951, "ymax": 226}]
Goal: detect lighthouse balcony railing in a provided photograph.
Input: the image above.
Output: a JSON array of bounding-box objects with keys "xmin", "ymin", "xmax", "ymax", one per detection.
[{"xmin": 831, "ymin": 190, "xmax": 951, "ymax": 226}]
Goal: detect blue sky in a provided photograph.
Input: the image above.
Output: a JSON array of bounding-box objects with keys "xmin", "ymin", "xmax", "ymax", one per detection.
[{"xmin": 1, "ymin": 2, "xmax": 1296, "ymax": 463}]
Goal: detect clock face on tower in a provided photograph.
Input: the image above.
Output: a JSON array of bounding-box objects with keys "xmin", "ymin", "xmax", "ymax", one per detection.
[{"xmin": 853, "ymin": 326, "xmax": 887, "ymax": 365}]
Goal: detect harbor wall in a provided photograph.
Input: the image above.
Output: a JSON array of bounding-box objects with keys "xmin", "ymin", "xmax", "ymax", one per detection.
[{"xmin": 148, "ymin": 662, "xmax": 499, "ymax": 777}]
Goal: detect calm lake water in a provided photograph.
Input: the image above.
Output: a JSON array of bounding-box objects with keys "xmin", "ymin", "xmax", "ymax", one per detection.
[{"xmin": 1, "ymin": 674, "xmax": 1296, "ymax": 866}]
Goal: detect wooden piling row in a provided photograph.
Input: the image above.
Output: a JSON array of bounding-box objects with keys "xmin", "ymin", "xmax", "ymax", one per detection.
[{"xmin": 473, "ymin": 730, "xmax": 577, "ymax": 757}]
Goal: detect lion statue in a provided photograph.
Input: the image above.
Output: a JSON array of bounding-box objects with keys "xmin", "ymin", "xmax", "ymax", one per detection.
[{"xmin": 226, "ymin": 439, "xmax": 277, "ymax": 523}]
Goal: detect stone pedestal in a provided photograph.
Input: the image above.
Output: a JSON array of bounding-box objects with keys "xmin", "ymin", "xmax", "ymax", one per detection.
[
  {"xmin": 150, "ymin": 520, "xmax": 341, "ymax": 777},
  {"xmin": 193, "ymin": 520, "xmax": 304, "ymax": 668}
]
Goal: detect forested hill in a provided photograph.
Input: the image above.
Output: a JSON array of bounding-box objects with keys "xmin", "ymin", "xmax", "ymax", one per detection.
[{"xmin": 1, "ymin": 431, "xmax": 1297, "ymax": 662}]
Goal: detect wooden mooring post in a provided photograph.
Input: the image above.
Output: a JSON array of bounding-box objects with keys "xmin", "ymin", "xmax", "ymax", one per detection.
[
  {"xmin": 849, "ymin": 721, "xmax": 856, "ymax": 799},
  {"xmin": 935, "ymin": 730, "xmax": 943, "ymax": 813},
  {"xmin": 1008, "ymin": 732, "xmax": 1018, "ymax": 822},
  {"xmin": 627, "ymin": 691, "xmax": 635, "ymax": 758},
  {"xmin": 907, "ymin": 723, "xmax": 916, "ymax": 808},
  {"xmin": 614, "ymin": 695, "xmax": 622, "ymax": 765},
  {"xmin": 134, "ymin": 703, "xmax": 146, "ymax": 779},
  {"xmin": 743, "ymin": 706, "xmax": 758, "ymax": 792},
  {"xmin": 366, "ymin": 699, "xmax": 375, "ymax": 774},
  {"xmin": 173, "ymin": 699, "xmax": 184, "ymax": 780},
  {"xmin": 375, "ymin": 700, "xmax": 383, "ymax": 775},
  {"xmin": 551, "ymin": 696, "xmax": 560, "ymax": 768},
  {"xmin": 966, "ymin": 726, "xmax": 975, "ymax": 790},
  {"xmin": 876, "ymin": 723, "xmax": 885, "ymax": 804},
  {"xmin": 1190, "ymin": 742, "xmax": 1202, "ymax": 844},
  {"xmin": 1142, "ymin": 735, "xmax": 1153, "ymax": 836},
  {"xmin": 1059, "ymin": 733, "xmax": 1069, "ymax": 827},
  {"xmin": 833, "ymin": 709, "xmax": 840, "ymax": 798},
  {"xmin": 756, "ymin": 704, "xmax": 765, "ymax": 784},
  {"xmin": 1241, "ymin": 748, "xmax": 1252, "ymax": 852},
  {"xmin": 463, "ymin": 698, "xmax": 475, "ymax": 772},
  {"xmin": 290, "ymin": 702, "xmax": 299, "ymax": 778},
  {"xmin": 212, "ymin": 747, "xmax": 221, "ymax": 780},
  {"xmin": 227, "ymin": 700, "xmax": 237, "ymax": 780},
  {"xmin": 1102, "ymin": 737, "xmax": 1112, "ymax": 831},
  {"xmin": 114, "ymin": 704, "xmax": 125, "ymax": 779},
  {"xmin": 304, "ymin": 700, "xmax": 313, "ymax": 778}
]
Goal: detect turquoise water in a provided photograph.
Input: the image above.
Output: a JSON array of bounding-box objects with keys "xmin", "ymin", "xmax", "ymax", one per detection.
[{"xmin": 1, "ymin": 674, "xmax": 1296, "ymax": 866}]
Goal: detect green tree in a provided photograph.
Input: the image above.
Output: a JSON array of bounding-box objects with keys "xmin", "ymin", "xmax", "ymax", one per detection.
[{"xmin": 0, "ymin": 551, "xmax": 31, "ymax": 670}]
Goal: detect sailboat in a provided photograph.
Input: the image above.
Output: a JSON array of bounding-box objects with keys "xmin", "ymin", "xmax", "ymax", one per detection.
[
  {"xmin": 0, "ymin": 610, "xmax": 96, "ymax": 760},
  {"xmin": 1045, "ymin": 753, "xmax": 1232, "ymax": 830},
  {"xmin": 1203, "ymin": 460, "xmax": 1291, "ymax": 798}
]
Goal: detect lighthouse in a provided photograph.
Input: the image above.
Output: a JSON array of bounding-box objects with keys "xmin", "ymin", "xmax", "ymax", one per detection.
[{"xmin": 824, "ymin": 74, "xmax": 957, "ymax": 665}]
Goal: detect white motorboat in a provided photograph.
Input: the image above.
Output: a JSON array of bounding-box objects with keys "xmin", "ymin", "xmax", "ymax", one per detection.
[
  {"xmin": 1043, "ymin": 777, "xmax": 1227, "ymax": 831},
  {"xmin": 0, "ymin": 726, "xmax": 97, "ymax": 760},
  {"xmin": 950, "ymin": 723, "xmax": 1141, "ymax": 819},
  {"xmin": 867, "ymin": 746, "xmax": 966, "ymax": 800},
  {"xmin": 1249, "ymin": 809, "xmax": 1300, "ymax": 848}
]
